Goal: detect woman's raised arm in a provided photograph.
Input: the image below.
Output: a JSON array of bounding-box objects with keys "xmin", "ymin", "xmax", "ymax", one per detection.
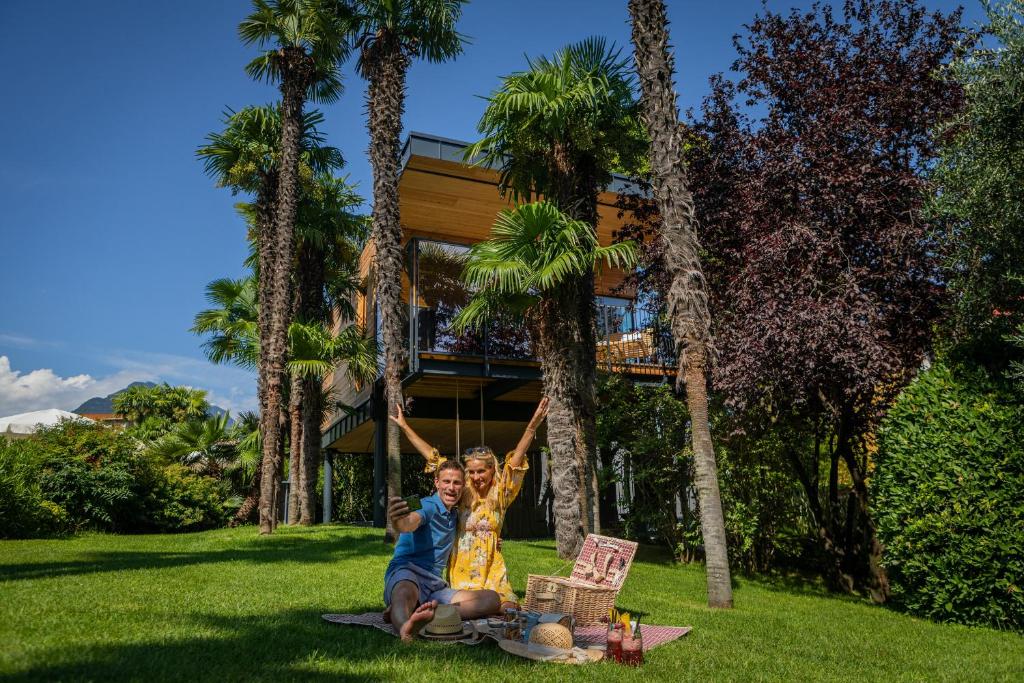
[
  {"xmin": 388, "ymin": 403, "xmax": 437, "ymax": 462},
  {"xmin": 508, "ymin": 397, "xmax": 549, "ymax": 468}
]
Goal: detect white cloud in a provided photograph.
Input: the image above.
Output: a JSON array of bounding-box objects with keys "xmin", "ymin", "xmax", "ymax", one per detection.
[
  {"xmin": 0, "ymin": 356, "xmax": 154, "ymax": 416},
  {"xmin": 0, "ymin": 350, "xmax": 258, "ymax": 419}
]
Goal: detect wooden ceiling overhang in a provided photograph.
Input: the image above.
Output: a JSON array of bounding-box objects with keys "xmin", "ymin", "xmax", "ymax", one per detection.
[{"xmin": 393, "ymin": 132, "xmax": 647, "ymax": 298}]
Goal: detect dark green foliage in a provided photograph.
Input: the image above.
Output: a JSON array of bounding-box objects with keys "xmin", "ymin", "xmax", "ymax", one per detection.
[
  {"xmin": 930, "ymin": 1, "xmax": 1024, "ymax": 375},
  {"xmin": 875, "ymin": 362, "xmax": 1024, "ymax": 631},
  {"xmin": 0, "ymin": 444, "xmax": 66, "ymax": 538},
  {"xmin": 595, "ymin": 375, "xmax": 693, "ymax": 560},
  {"xmin": 596, "ymin": 375, "xmax": 809, "ymax": 571},
  {"xmin": 0, "ymin": 420, "xmax": 236, "ymax": 537},
  {"xmin": 328, "ymin": 452, "xmax": 432, "ymax": 524},
  {"xmin": 715, "ymin": 426, "xmax": 811, "ymax": 574},
  {"xmin": 145, "ymin": 465, "xmax": 229, "ymax": 532},
  {"xmin": 29, "ymin": 421, "xmax": 151, "ymax": 532}
]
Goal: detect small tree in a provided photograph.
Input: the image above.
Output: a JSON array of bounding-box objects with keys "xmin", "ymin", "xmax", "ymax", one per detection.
[
  {"xmin": 465, "ymin": 36, "xmax": 644, "ymax": 549},
  {"xmin": 930, "ymin": 0, "xmax": 1024, "ymax": 379}
]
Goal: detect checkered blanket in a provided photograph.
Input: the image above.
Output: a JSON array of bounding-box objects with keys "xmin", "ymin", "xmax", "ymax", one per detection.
[{"xmin": 321, "ymin": 612, "xmax": 691, "ymax": 651}]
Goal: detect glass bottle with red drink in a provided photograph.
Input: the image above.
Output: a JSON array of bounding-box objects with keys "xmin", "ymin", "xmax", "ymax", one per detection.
[
  {"xmin": 606, "ymin": 622, "xmax": 624, "ymax": 663},
  {"xmin": 621, "ymin": 623, "xmax": 644, "ymax": 666}
]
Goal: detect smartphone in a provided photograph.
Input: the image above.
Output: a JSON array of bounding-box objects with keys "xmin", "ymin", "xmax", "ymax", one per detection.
[{"xmin": 402, "ymin": 495, "xmax": 422, "ymax": 512}]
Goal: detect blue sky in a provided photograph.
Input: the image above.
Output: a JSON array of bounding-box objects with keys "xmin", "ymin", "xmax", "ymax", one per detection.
[{"xmin": 0, "ymin": 0, "xmax": 985, "ymax": 416}]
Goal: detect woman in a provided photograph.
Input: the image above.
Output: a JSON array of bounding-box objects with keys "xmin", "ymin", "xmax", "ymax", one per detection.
[{"xmin": 390, "ymin": 396, "xmax": 548, "ymax": 609}]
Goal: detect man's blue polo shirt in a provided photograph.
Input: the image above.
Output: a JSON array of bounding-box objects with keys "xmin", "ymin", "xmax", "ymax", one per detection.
[{"xmin": 385, "ymin": 493, "xmax": 458, "ymax": 578}]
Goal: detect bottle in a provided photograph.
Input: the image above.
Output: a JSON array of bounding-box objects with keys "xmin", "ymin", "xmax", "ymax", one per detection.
[{"xmin": 606, "ymin": 622, "xmax": 624, "ymax": 663}]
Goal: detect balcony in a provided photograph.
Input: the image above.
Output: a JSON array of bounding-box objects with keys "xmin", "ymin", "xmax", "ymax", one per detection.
[{"xmin": 399, "ymin": 237, "xmax": 675, "ymax": 378}]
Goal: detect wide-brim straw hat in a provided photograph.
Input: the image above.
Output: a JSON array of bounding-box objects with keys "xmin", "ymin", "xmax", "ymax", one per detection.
[
  {"xmin": 497, "ymin": 639, "xmax": 603, "ymax": 664},
  {"xmin": 423, "ymin": 604, "xmax": 464, "ymax": 636}
]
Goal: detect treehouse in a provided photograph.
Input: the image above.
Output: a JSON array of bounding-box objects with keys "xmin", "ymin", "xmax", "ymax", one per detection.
[{"xmin": 320, "ymin": 132, "xmax": 674, "ymax": 533}]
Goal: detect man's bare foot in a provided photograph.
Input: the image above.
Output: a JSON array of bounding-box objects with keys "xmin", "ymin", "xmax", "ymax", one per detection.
[
  {"xmin": 382, "ymin": 605, "xmax": 392, "ymax": 624},
  {"xmin": 398, "ymin": 600, "xmax": 437, "ymax": 642}
]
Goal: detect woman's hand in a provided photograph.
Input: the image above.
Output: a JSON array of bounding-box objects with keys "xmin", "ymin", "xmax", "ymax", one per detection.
[
  {"xmin": 527, "ymin": 397, "xmax": 549, "ymax": 432},
  {"xmin": 388, "ymin": 402, "xmax": 408, "ymax": 430}
]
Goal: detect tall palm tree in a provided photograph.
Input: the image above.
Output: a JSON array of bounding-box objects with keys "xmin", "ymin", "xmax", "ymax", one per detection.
[
  {"xmin": 239, "ymin": 0, "xmax": 352, "ymax": 533},
  {"xmin": 628, "ymin": 0, "xmax": 732, "ymax": 608},
  {"xmin": 464, "ymin": 37, "xmax": 643, "ymax": 543},
  {"xmin": 290, "ymin": 175, "xmax": 368, "ymax": 524},
  {"xmin": 198, "ymin": 105, "xmax": 350, "ymax": 526},
  {"xmin": 454, "ymin": 201, "xmax": 637, "ymax": 559},
  {"xmin": 352, "ymin": 0, "xmax": 467, "ymax": 535}
]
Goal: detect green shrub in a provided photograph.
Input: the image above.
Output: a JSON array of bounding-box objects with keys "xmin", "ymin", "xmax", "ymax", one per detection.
[
  {"xmin": 29, "ymin": 420, "xmax": 154, "ymax": 532},
  {"xmin": 145, "ymin": 465, "xmax": 228, "ymax": 532},
  {"xmin": 4, "ymin": 420, "xmax": 233, "ymax": 536},
  {"xmin": 875, "ymin": 362, "xmax": 1024, "ymax": 631},
  {"xmin": 714, "ymin": 426, "xmax": 813, "ymax": 574},
  {"xmin": 0, "ymin": 441, "xmax": 64, "ymax": 538}
]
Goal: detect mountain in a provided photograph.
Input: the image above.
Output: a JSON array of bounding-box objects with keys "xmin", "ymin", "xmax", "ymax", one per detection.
[{"xmin": 73, "ymin": 382, "xmax": 229, "ymax": 418}]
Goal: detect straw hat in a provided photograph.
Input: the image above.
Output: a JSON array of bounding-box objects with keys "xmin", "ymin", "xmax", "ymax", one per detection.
[
  {"xmin": 423, "ymin": 604, "xmax": 464, "ymax": 636},
  {"xmin": 529, "ymin": 622, "xmax": 574, "ymax": 650}
]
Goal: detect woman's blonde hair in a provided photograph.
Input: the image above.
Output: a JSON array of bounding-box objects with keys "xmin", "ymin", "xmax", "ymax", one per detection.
[{"xmin": 462, "ymin": 445, "xmax": 498, "ymax": 470}]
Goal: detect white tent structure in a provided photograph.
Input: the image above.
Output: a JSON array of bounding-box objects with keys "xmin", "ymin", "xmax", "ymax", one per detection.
[{"xmin": 0, "ymin": 409, "xmax": 94, "ymax": 439}]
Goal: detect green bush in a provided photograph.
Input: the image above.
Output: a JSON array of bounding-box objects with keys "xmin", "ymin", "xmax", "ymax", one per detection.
[
  {"xmin": 29, "ymin": 420, "xmax": 155, "ymax": 532},
  {"xmin": 145, "ymin": 465, "xmax": 228, "ymax": 532},
  {"xmin": 0, "ymin": 442, "xmax": 66, "ymax": 538},
  {"xmin": 875, "ymin": 362, "xmax": 1024, "ymax": 631},
  {"xmin": 715, "ymin": 430, "xmax": 810, "ymax": 574},
  {"xmin": 2, "ymin": 420, "xmax": 234, "ymax": 536}
]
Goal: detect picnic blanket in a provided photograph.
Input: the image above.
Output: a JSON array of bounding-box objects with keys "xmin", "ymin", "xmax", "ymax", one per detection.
[{"xmin": 321, "ymin": 612, "xmax": 691, "ymax": 651}]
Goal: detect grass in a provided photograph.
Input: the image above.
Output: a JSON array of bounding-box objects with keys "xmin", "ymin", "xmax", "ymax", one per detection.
[{"xmin": 0, "ymin": 525, "xmax": 1021, "ymax": 682}]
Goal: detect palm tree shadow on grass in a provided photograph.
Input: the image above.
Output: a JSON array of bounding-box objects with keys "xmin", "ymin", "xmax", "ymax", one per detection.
[
  {"xmin": 0, "ymin": 529, "xmax": 392, "ymax": 583},
  {"xmin": 9, "ymin": 607, "xmax": 533, "ymax": 682}
]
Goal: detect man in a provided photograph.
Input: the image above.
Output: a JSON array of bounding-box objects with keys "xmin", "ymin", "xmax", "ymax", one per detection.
[{"xmin": 384, "ymin": 459, "xmax": 500, "ymax": 641}]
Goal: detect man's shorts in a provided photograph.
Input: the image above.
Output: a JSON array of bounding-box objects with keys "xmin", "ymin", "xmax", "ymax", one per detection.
[{"xmin": 384, "ymin": 562, "xmax": 458, "ymax": 606}]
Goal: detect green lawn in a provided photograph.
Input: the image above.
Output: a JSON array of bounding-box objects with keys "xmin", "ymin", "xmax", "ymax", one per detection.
[{"xmin": 0, "ymin": 525, "xmax": 1020, "ymax": 682}]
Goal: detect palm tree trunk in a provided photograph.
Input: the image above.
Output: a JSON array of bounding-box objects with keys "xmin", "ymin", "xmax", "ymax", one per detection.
[
  {"xmin": 629, "ymin": 0, "xmax": 733, "ymax": 607},
  {"xmin": 287, "ymin": 374, "xmax": 304, "ymax": 524},
  {"xmin": 538, "ymin": 296, "xmax": 586, "ymax": 559},
  {"xmin": 550, "ymin": 144, "xmax": 601, "ymax": 537},
  {"xmin": 298, "ymin": 375, "xmax": 322, "ymax": 525},
  {"xmin": 232, "ymin": 467, "xmax": 262, "ymax": 527},
  {"xmin": 366, "ymin": 41, "xmax": 412, "ymax": 539},
  {"xmin": 257, "ymin": 50, "xmax": 311, "ymax": 534}
]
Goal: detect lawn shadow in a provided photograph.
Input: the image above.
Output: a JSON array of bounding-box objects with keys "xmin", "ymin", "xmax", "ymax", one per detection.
[
  {"xmin": 8, "ymin": 606, "xmax": 535, "ymax": 682},
  {"xmin": 0, "ymin": 528, "xmax": 391, "ymax": 583}
]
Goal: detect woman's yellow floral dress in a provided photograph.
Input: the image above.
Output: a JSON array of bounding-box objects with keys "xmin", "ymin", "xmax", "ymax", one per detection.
[{"xmin": 424, "ymin": 449, "xmax": 529, "ymax": 605}]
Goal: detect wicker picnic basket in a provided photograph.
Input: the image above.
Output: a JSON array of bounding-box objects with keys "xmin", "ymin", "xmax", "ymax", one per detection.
[{"xmin": 524, "ymin": 534, "xmax": 638, "ymax": 626}]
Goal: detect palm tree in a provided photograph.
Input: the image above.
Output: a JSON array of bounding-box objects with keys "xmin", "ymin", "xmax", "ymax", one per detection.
[
  {"xmin": 147, "ymin": 414, "xmax": 237, "ymax": 477},
  {"xmin": 464, "ymin": 37, "xmax": 643, "ymax": 540},
  {"xmin": 239, "ymin": 0, "xmax": 352, "ymax": 533},
  {"xmin": 289, "ymin": 175, "xmax": 368, "ymax": 524},
  {"xmin": 192, "ymin": 275, "xmax": 375, "ymax": 525},
  {"xmin": 454, "ymin": 201, "xmax": 637, "ymax": 559},
  {"xmin": 628, "ymin": 0, "xmax": 732, "ymax": 608},
  {"xmin": 352, "ymin": 0, "xmax": 467, "ymax": 535},
  {"xmin": 198, "ymin": 106, "xmax": 350, "ymax": 526}
]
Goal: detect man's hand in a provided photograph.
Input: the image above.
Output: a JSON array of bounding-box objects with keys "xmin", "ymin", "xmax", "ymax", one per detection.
[
  {"xmin": 388, "ymin": 496, "xmax": 411, "ymax": 524},
  {"xmin": 388, "ymin": 402, "xmax": 409, "ymax": 430}
]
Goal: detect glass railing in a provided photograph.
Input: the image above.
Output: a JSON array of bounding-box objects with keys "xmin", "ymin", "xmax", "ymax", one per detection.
[
  {"xmin": 594, "ymin": 295, "xmax": 676, "ymax": 369},
  {"xmin": 400, "ymin": 237, "xmax": 673, "ymax": 371}
]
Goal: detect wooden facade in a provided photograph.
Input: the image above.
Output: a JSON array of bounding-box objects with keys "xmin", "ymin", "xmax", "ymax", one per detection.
[{"xmin": 320, "ymin": 132, "xmax": 671, "ymax": 535}]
